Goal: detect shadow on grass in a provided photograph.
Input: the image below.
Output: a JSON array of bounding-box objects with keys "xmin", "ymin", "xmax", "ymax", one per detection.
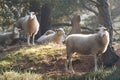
[
  {"xmin": 105, "ymin": 68, "xmax": 120, "ymax": 80},
  {"xmin": 47, "ymin": 68, "xmax": 120, "ymax": 80}
]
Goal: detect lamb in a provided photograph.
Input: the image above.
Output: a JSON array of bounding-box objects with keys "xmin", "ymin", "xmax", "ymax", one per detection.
[
  {"xmin": 65, "ymin": 26, "xmax": 110, "ymax": 73},
  {"xmin": 37, "ymin": 28, "xmax": 65, "ymax": 44},
  {"xmin": 17, "ymin": 12, "xmax": 39, "ymax": 46},
  {"xmin": 0, "ymin": 27, "xmax": 20, "ymax": 47}
]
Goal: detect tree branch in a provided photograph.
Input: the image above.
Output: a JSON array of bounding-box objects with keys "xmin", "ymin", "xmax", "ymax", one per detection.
[
  {"xmin": 51, "ymin": 23, "xmax": 71, "ymax": 27},
  {"xmin": 81, "ymin": 0, "xmax": 98, "ymax": 16},
  {"xmin": 51, "ymin": 23, "xmax": 94, "ymax": 32},
  {"xmin": 90, "ymin": 0, "xmax": 100, "ymax": 6}
]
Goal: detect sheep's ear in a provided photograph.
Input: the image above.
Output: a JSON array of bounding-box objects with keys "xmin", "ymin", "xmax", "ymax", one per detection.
[
  {"xmin": 35, "ymin": 12, "xmax": 38, "ymax": 15},
  {"xmin": 98, "ymin": 24, "xmax": 104, "ymax": 27},
  {"xmin": 104, "ymin": 28, "xmax": 109, "ymax": 31}
]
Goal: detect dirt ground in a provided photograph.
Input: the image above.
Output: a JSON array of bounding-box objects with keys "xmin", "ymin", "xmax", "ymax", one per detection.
[{"xmin": 0, "ymin": 42, "xmax": 120, "ymax": 76}]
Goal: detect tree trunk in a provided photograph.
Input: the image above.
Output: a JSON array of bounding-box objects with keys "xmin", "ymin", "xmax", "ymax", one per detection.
[
  {"xmin": 40, "ymin": 3, "xmax": 51, "ymax": 35},
  {"xmin": 29, "ymin": 0, "xmax": 41, "ymax": 39},
  {"xmin": 97, "ymin": 0, "xmax": 119, "ymax": 67},
  {"xmin": 69, "ymin": 14, "xmax": 81, "ymax": 34}
]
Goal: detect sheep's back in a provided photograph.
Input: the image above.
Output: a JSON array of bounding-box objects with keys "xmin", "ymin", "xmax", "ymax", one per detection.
[
  {"xmin": 37, "ymin": 33, "xmax": 55, "ymax": 44},
  {"xmin": 66, "ymin": 34, "xmax": 104, "ymax": 54}
]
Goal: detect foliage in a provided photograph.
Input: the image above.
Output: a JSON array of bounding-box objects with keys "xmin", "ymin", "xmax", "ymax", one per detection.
[
  {"xmin": 0, "ymin": 0, "xmax": 30, "ymax": 31},
  {"xmin": 0, "ymin": 0, "xmax": 120, "ymax": 31}
]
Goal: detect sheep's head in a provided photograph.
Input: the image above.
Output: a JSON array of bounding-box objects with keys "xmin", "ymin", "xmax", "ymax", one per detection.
[
  {"xmin": 13, "ymin": 27, "xmax": 20, "ymax": 38},
  {"xmin": 56, "ymin": 28, "xmax": 65, "ymax": 36},
  {"xmin": 97, "ymin": 26, "xmax": 109, "ymax": 37},
  {"xmin": 28, "ymin": 12, "xmax": 36, "ymax": 20}
]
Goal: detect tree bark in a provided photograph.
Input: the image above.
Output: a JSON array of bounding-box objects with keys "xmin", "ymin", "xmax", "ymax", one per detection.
[
  {"xmin": 97, "ymin": 0, "xmax": 119, "ymax": 67},
  {"xmin": 70, "ymin": 14, "xmax": 81, "ymax": 34},
  {"xmin": 40, "ymin": 3, "xmax": 51, "ymax": 35}
]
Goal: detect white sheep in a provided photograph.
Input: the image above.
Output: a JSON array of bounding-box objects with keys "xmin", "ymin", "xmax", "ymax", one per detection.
[
  {"xmin": 17, "ymin": 12, "xmax": 39, "ymax": 46},
  {"xmin": 37, "ymin": 28, "xmax": 65, "ymax": 44},
  {"xmin": 65, "ymin": 26, "xmax": 110, "ymax": 73},
  {"xmin": 36, "ymin": 30, "xmax": 55, "ymax": 44},
  {"xmin": 0, "ymin": 27, "xmax": 20, "ymax": 46},
  {"xmin": 44, "ymin": 30, "xmax": 55, "ymax": 35}
]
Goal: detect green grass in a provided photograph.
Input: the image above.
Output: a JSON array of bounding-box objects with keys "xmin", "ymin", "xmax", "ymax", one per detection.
[
  {"xmin": 0, "ymin": 43, "xmax": 120, "ymax": 80},
  {"xmin": 0, "ymin": 68, "xmax": 119, "ymax": 80},
  {"xmin": 0, "ymin": 71, "xmax": 42, "ymax": 80}
]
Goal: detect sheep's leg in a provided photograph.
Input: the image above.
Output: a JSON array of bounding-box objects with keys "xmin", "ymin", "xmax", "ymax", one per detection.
[
  {"xmin": 94, "ymin": 54, "xmax": 98, "ymax": 71},
  {"xmin": 66, "ymin": 52, "xmax": 74, "ymax": 73},
  {"xmin": 66, "ymin": 59, "xmax": 69, "ymax": 71},
  {"xmin": 27, "ymin": 35, "xmax": 31, "ymax": 46},
  {"xmin": 32, "ymin": 34, "xmax": 35, "ymax": 45},
  {"xmin": 66, "ymin": 56, "xmax": 70, "ymax": 71},
  {"xmin": 70, "ymin": 57, "xmax": 75, "ymax": 73}
]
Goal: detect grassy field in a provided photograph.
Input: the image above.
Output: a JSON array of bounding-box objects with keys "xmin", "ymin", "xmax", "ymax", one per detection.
[{"xmin": 0, "ymin": 43, "xmax": 120, "ymax": 80}]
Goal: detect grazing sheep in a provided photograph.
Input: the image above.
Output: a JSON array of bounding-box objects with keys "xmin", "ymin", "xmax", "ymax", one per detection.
[
  {"xmin": 0, "ymin": 27, "xmax": 20, "ymax": 46},
  {"xmin": 65, "ymin": 26, "xmax": 109, "ymax": 73},
  {"xmin": 37, "ymin": 28, "xmax": 65, "ymax": 44},
  {"xmin": 17, "ymin": 12, "xmax": 39, "ymax": 46}
]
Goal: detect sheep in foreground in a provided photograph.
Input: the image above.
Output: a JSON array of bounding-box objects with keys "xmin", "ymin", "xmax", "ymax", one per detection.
[
  {"xmin": 0, "ymin": 27, "xmax": 20, "ymax": 46},
  {"xmin": 17, "ymin": 12, "xmax": 39, "ymax": 46},
  {"xmin": 65, "ymin": 26, "xmax": 109, "ymax": 73},
  {"xmin": 37, "ymin": 28, "xmax": 65, "ymax": 44}
]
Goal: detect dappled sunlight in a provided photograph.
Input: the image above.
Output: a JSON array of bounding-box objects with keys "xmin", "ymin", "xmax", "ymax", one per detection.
[
  {"xmin": 0, "ymin": 43, "xmax": 66, "ymax": 74},
  {"xmin": 0, "ymin": 71, "xmax": 42, "ymax": 80}
]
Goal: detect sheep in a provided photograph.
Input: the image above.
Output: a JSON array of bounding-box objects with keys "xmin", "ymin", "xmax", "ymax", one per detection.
[
  {"xmin": 65, "ymin": 26, "xmax": 110, "ymax": 73},
  {"xmin": 17, "ymin": 12, "xmax": 39, "ymax": 46},
  {"xmin": 44, "ymin": 30, "xmax": 55, "ymax": 35},
  {"xmin": 36, "ymin": 30, "xmax": 55, "ymax": 44},
  {"xmin": 37, "ymin": 28, "xmax": 65, "ymax": 44},
  {"xmin": 0, "ymin": 27, "xmax": 20, "ymax": 47}
]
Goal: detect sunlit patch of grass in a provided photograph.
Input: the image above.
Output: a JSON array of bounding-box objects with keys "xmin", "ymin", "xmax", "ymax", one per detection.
[
  {"xmin": 0, "ymin": 71, "xmax": 42, "ymax": 80},
  {"xmin": 0, "ymin": 61, "xmax": 12, "ymax": 67},
  {"xmin": 0, "ymin": 68, "xmax": 120, "ymax": 80},
  {"xmin": 0, "ymin": 43, "xmax": 66, "ymax": 73}
]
